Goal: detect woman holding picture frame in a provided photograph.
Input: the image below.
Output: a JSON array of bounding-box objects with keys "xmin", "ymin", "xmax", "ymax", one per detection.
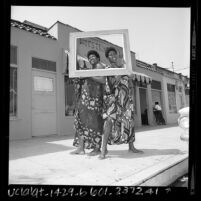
[
  {"xmin": 99, "ymin": 47, "xmax": 143, "ymax": 159},
  {"xmin": 71, "ymin": 50, "xmax": 106, "ymax": 156}
]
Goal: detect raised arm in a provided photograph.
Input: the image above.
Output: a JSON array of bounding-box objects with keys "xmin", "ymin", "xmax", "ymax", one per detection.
[{"xmin": 90, "ymin": 63, "xmax": 106, "ymax": 84}]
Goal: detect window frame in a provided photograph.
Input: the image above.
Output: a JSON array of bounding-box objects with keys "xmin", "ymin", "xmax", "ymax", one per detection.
[
  {"xmin": 151, "ymin": 80, "xmax": 162, "ymax": 90},
  {"xmin": 32, "ymin": 57, "xmax": 56, "ymax": 72},
  {"xmin": 64, "ymin": 75, "xmax": 76, "ymax": 117},
  {"xmin": 10, "ymin": 45, "xmax": 18, "ymax": 119},
  {"xmin": 167, "ymin": 83, "xmax": 177, "ymax": 113},
  {"xmin": 33, "ymin": 76, "xmax": 54, "ymax": 93}
]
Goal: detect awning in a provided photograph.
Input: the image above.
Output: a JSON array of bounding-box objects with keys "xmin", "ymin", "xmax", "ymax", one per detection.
[{"xmin": 131, "ymin": 71, "xmax": 152, "ymax": 84}]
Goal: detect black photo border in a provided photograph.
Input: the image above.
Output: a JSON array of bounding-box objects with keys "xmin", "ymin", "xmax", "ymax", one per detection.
[{"xmin": 2, "ymin": 0, "xmax": 200, "ymax": 200}]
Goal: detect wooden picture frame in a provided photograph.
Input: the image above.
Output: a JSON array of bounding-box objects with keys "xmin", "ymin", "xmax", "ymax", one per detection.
[{"xmin": 69, "ymin": 29, "xmax": 134, "ymax": 77}]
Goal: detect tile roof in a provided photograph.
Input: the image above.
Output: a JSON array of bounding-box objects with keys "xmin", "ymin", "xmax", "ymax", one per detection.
[{"xmin": 11, "ymin": 19, "xmax": 57, "ymax": 40}]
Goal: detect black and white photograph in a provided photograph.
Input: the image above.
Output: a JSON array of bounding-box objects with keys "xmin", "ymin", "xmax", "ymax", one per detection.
[{"xmin": 8, "ymin": 5, "xmax": 193, "ymax": 195}]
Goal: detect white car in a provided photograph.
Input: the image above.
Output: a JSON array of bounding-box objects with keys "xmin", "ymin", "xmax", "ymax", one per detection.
[{"xmin": 178, "ymin": 107, "xmax": 189, "ymax": 142}]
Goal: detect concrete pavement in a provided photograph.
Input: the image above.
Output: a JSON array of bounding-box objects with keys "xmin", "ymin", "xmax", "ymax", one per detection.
[{"xmin": 9, "ymin": 124, "xmax": 188, "ymax": 186}]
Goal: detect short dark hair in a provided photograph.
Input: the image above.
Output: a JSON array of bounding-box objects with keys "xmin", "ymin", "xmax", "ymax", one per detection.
[
  {"xmin": 87, "ymin": 50, "xmax": 100, "ymax": 60},
  {"xmin": 105, "ymin": 47, "xmax": 117, "ymax": 58},
  {"xmin": 155, "ymin": 102, "xmax": 159, "ymax": 104}
]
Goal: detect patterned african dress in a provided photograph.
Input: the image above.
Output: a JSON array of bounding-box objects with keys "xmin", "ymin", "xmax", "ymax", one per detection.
[
  {"xmin": 103, "ymin": 75, "xmax": 135, "ymax": 145},
  {"xmin": 73, "ymin": 78, "xmax": 104, "ymax": 149}
]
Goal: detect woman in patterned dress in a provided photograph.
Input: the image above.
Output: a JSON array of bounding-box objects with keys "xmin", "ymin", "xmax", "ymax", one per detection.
[
  {"xmin": 71, "ymin": 50, "xmax": 106, "ymax": 156},
  {"xmin": 99, "ymin": 47, "xmax": 143, "ymax": 159}
]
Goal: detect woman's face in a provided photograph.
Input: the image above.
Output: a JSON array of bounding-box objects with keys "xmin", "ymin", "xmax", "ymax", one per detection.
[
  {"xmin": 88, "ymin": 54, "xmax": 99, "ymax": 66},
  {"xmin": 107, "ymin": 50, "xmax": 118, "ymax": 64}
]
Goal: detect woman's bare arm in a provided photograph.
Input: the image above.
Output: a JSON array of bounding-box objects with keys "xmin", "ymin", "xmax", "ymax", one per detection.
[{"xmin": 90, "ymin": 63, "xmax": 106, "ymax": 84}]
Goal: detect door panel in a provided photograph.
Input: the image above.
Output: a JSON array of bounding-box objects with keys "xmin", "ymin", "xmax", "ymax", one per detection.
[{"xmin": 32, "ymin": 70, "xmax": 57, "ymax": 136}]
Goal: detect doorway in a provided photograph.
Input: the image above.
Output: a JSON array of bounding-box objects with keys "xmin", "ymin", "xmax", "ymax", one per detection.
[
  {"xmin": 31, "ymin": 70, "xmax": 57, "ymax": 136},
  {"xmin": 139, "ymin": 87, "xmax": 148, "ymax": 125}
]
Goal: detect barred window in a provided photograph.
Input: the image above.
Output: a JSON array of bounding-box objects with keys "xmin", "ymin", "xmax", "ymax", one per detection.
[
  {"xmin": 178, "ymin": 86, "xmax": 183, "ymax": 92},
  {"xmin": 151, "ymin": 80, "xmax": 161, "ymax": 90},
  {"xmin": 179, "ymin": 94, "xmax": 185, "ymax": 109},
  {"xmin": 10, "ymin": 45, "xmax": 18, "ymax": 117},
  {"xmin": 10, "ymin": 46, "xmax": 17, "ymax": 65},
  {"xmin": 32, "ymin": 57, "xmax": 56, "ymax": 72},
  {"xmin": 185, "ymin": 88, "xmax": 189, "ymax": 95},
  {"xmin": 167, "ymin": 84, "xmax": 177, "ymax": 113}
]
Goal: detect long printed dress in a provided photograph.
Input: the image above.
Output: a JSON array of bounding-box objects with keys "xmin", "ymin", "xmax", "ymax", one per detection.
[
  {"xmin": 73, "ymin": 78, "xmax": 104, "ymax": 149},
  {"xmin": 103, "ymin": 75, "xmax": 135, "ymax": 145}
]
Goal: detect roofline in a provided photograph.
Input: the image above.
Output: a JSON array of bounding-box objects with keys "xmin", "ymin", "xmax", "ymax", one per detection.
[
  {"xmin": 12, "ymin": 19, "xmax": 189, "ymax": 79},
  {"xmin": 11, "ymin": 19, "xmax": 48, "ymax": 31},
  {"xmin": 48, "ymin": 20, "xmax": 82, "ymax": 32},
  {"xmin": 156, "ymin": 65, "xmax": 189, "ymax": 78},
  {"xmin": 49, "ymin": 21, "xmax": 138, "ymax": 55},
  {"xmin": 11, "ymin": 19, "xmax": 57, "ymax": 40},
  {"xmin": 136, "ymin": 59, "xmax": 189, "ymax": 79}
]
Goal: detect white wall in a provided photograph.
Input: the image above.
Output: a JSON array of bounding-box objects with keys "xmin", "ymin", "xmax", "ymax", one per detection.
[
  {"xmin": 10, "ymin": 27, "xmax": 59, "ymax": 140},
  {"xmin": 51, "ymin": 22, "xmax": 77, "ymax": 136}
]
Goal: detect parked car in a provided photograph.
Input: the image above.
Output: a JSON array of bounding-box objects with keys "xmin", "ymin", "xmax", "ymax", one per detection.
[{"xmin": 178, "ymin": 107, "xmax": 189, "ymax": 142}]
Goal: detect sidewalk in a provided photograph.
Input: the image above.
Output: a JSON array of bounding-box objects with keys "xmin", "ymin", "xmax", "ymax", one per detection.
[{"xmin": 9, "ymin": 124, "xmax": 188, "ymax": 186}]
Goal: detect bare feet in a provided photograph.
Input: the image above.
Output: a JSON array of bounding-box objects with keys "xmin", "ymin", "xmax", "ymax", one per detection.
[
  {"xmin": 87, "ymin": 148, "xmax": 101, "ymax": 156},
  {"xmin": 128, "ymin": 142, "xmax": 144, "ymax": 154},
  {"xmin": 70, "ymin": 148, "xmax": 85, "ymax": 155},
  {"xmin": 128, "ymin": 147, "xmax": 144, "ymax": 153},
  {"xmin": 98, "ymin": 149, "xmax": 108, "ymax": 160}
]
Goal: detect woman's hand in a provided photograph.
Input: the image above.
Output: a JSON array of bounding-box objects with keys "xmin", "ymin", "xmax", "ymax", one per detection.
[
  {"xmin": 91, "ymin": 76, "xmax": 106, "ymax": 84},
  {"xmin": 90, "ymin": 62, "xmax": 106, "ymax": 84}
]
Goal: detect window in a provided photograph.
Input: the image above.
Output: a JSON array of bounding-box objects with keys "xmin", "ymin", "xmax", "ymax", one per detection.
[
  {"xmin": 179, "ymin": 94, "xmax": 185, "ymax": 109},
  {"xmin": 151, "ymin": 80, "xmax": 161, "ymax": 90},
  {"xmin": 185, "ymin": 88, "xmax": 189, "ymax": 95},
  {"xmin": 64, "ymin": 76, "xmax": 75, "ymax": 116},
  {"xmin": 34, "ymin": 76, "xmax": 54, "ymax": 92},
  {"xmin": 167, "ymin": 83, "xmax": 177, "ymax": 113},
  {"xmin": 32, "ymin": 57, "xmax": 56, "ymax": 72},
  {"xmin": 178, "ymin": 86, "xmax": 183, "ymax": 93},
  {"xmin": 138, "ymin": 82, "xmax": 147, "ymax": 88},
  {"xmin": 151, "ymin": 80, "xmax": 162, "ymax": 109},
  {"xmin": 130, "ymin": 81, "xmax": 137, "ymax": 115},
  {"xmin": 152, "ymin": 90, "xmax": 162, "ymax": 105},
  {"xmin": 178, "ymin": 86, "xmax": 184, "ymax": 109},
  {"xmin": 133, "ymin": 84, "xmax": 137, "ymax": 115},
  {"xmin": 10, "ymin": 46, "xmax": 17, "ymax": 117}
]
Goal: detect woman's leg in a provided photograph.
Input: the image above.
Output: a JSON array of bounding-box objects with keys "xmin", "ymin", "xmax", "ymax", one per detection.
[
  {"xmin": 70, "ymin": 136, "xmax": 85, "ymax": 155},
  {"xmin": 128, "ymin": 128, "xmax": 143, "ymax": 153},
  {"xmin": 128, "ymin": 141, "xmax": 143, "ymax": 153},
  {"xmin": 98, "ymin": 119, "xmax": 112, "ymax": 159},
  {"xmin": 87, "ymin": 147, "xmax": 101, "ymax": 156}
]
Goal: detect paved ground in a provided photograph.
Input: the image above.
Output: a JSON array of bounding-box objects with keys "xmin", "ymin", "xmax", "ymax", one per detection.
[{"xmin": 9, "ymin": 124, "xmax": 188, "ymax": 186}]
